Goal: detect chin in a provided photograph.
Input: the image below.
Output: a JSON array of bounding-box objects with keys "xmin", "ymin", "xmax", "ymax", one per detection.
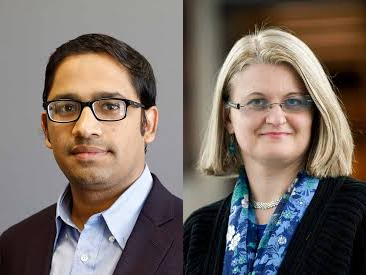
[
  {"xmin": 66, "ymin": 169, "xmax": 110, "ymax": 187},
  {"xmin": 259, "ymin": 151, "xmax": 305, "ymax": 165}
]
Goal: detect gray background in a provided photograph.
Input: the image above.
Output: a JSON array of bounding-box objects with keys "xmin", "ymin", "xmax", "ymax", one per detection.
[{"xmin": 0, "ymin": 0, "xmax": 182, "ymax": 234}]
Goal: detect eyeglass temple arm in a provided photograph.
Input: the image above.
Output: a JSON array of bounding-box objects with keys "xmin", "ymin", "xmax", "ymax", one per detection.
[
  {"xmin": 226, "ymin": 100, "xmax": 242, "ymax": 110},
  {"xmin": 128, "ymin": 100, "xmax": 145, "ymax": 109}
]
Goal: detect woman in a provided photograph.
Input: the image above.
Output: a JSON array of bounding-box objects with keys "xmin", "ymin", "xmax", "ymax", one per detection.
[{"xmin": 184, "ymin": 28, "xmax": 366, "ymax": 274}]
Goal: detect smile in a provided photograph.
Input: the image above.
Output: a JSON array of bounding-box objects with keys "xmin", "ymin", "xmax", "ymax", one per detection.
[{"xmin": 260, "ymin": 132, "xmax": 291, "ymax": 138}]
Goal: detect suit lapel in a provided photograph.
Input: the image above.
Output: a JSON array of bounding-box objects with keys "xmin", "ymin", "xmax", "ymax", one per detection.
[
  {"xmin": 25, "ymin": 205, "xmax": 56, "ymax": 275},
  {"xmin": 113, "ymin": 175, "xmax": 175, "ymax": 275}
]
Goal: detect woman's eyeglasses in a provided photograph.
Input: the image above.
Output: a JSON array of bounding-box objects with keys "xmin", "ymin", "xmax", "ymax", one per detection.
[{"xmin": 225, "ymin": 95, "xmax": 313, "ymax": 114}]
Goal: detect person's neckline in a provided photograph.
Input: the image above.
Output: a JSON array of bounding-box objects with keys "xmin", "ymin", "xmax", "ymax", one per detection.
[{"xmin": 256, "ymin": 223, "xmax": 267, "ymax": 228}]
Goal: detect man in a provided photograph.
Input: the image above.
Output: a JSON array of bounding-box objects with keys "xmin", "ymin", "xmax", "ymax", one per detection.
[{"xmin": 0, "ymin": 34, "xmax": 182, "ymax": 274}]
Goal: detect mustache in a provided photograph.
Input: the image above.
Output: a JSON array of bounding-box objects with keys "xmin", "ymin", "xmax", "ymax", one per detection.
[{"xmin": 68, "ymin": 138, "xmax": 113, "ymax": 153}]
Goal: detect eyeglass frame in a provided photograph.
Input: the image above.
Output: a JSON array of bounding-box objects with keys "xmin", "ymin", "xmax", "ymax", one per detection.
[
  {"xmin": 42, "ymin": 98, "xmax": 145, "ymax": 123},
  {"xmin": 225, "ymin": 95, "xmax": 313, "ymax": 113}
]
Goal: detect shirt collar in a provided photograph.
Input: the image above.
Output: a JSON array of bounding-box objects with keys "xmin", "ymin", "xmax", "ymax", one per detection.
[
  {"xmin": 54, "ymin": 186, "xmax": 74, "ymax": 251},
  {"xmin": 101, "ymin": 164, "xmax": 153, "ymax": 249},
  {"xmin": 54, "ymin": 164, "xmax": 153, "ymax": 250}
]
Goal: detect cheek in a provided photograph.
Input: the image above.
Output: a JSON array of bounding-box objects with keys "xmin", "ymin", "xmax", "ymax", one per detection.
[
  {"xmin": 291, "ymin": 115, "xmax": 313, "ymax": 148},
  {"xmin": 231, "ymin": 113, "xmax": 260, "ymax": 138},
  {"xmin": 231, "ymin": 114, "xmax": 260, "ymax": 151},
  {"xmin": 48, "ymin": 126, "xmax": 70, "ymax": 147},
  {"xmin": 295, "ymin": 115, "xmax": 313, "ymax": 135},
  {"xmin": 111, "ymin": 122, "xmax": 143, "ymax": 151}
]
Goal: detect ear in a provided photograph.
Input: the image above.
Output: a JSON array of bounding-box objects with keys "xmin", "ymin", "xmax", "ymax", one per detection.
[
  {"xmin": 41, "ymin": 112, "xmax": 52, "ymax": 149},
  {"xmin": 223, "ymin": 107, "xmax": 234, "ymax": 134},
  {"xmin": 143, "ymin": 106, "xmax": 158, "ymax": 144}
]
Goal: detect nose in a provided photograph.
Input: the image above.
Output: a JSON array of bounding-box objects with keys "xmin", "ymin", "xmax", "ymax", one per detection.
[
  {"xmin": 265, "ymin": 104, "xmax": 286, "ymax": 126},
  {"xmin": 71, "ymin": 106, "xmax": 102, "ymax": 138}
]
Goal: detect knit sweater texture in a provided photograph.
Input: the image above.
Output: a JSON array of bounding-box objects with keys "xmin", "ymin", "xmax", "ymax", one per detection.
[{"xmin": 184, "ymin": 177, "xmax": 366, "ymax": 275}]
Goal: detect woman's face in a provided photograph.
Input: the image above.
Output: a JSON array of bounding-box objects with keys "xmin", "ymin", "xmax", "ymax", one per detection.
[{"xmin": 226, "ymin": 63, "xmax": 313, "ymax": 168}]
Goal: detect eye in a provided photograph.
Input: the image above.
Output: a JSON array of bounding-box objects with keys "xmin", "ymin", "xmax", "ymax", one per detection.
[
  {"xmin": 56, "ymin": 103, "xmax": 77, "ymax": 114},
  {"xmin": 247, "ymin": 98, "xmax": 267, "ymax": 107},
  {"xmin": 63, "ymin": 104, "xmax": 76, "ymax": 112},
  {"xmin": 285, "ymin": 98, "xmax": 303, "ymax": 106},
  {"xmin": 102, "ymin": 102, "xmax": 121, "ymax": 111}
]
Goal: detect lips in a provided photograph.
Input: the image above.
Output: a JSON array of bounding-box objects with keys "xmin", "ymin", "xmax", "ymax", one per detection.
[
  {"xmin": 71, "ymin": 145, "xmax": 108, "ymax": 160},
  {"xmin": 261, "ymin": 132, "xmax": 291, "ymax": 135},
  {"xmin": 71, "ymin": 145, "xmax": 107, "ymax": 154},
  {"xmin": 260, "ymin": 132, "xmax": 292, "ymax": 138}
]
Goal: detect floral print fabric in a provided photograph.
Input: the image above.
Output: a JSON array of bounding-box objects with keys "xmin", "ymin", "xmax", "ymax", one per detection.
[{"xmin": 222, "ymin": 168, "xmax": 319, "ymax": 274}]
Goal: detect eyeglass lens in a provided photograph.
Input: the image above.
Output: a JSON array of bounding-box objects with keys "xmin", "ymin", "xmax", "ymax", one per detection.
[{"xmin": 47, "ymin": 99, "xmax": 127, "ymax": 122}]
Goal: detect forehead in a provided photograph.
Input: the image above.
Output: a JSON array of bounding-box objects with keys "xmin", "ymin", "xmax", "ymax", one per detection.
[
  {"xmin": 229, "ymin": 63, "xmax": 306, "ymax": 99},
  {"xmin": 47, "ymin": 53, "xmax": 137, "ymax": 101}
]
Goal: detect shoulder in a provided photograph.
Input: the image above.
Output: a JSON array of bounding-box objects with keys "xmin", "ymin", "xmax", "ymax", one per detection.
[
  {"xmin": 143, "ymin": 173, "xmax": 182, "ymax": 239},
  {"xmin": 319, "ymin": 176, "xmax": 366, "ymax": 213},
  {"xmin": 150, "ymin": 173, "xmax": 182, "ymax": 217},
  {"xmin": 320, "ymin": 176, "xmax": 366, "ymax": 190},
  {"xmin": 0, "ymin": 204, "xmax": 56, "ymax": 266},
  {"xmin": 310, "ymin": 177, "xmax": 366, "ymax": 246},
  {"xmin": 184, "ymin": 194, "xmax": 231, "ymax": 248},
  {"xmin": 1, "ymin": 204, "xmax": 56, "ymax": 244},
  {"xmin": 295, "ymin": 177, "xmax": 366, "ymax": 273},
  {"xmin": 184, "ymin": 195, "xmax": 231, "ymax": 231},
  {"xmin": 183, "ymin": 195, "xmax": 232, "ymax": 274},
  {"xmin": 336, "ymin": 176, "xmax": 366, "ymax": 193},
  {"xmin": 338, "ymin": 177, "xmax": 366, "ymax": 199},
  {"xmin": 144, "ymin": 174, "xmax": 183, "ymax": 273},
  {"xmin": 311, "ymin": 177, "xmax": 366, "ymax": 227}
]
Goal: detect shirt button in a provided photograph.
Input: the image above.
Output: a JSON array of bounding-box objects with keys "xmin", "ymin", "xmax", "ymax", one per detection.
[
  {"xmin": 109, "ymin": 236, "xmax": 116, "ymax": 242},
  {"xmin": 80, "ymin": 254, "xmax": 89, "ymax": 263}
]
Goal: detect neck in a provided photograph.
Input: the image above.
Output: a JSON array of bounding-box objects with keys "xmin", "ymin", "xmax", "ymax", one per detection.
[
  {"xmin": 244, "ymin": 158, "xmax": 303, "ymax": 204},
  {"xmin": 70, "ymin": 166, "xmax": 145, "ymax": 230},
  {"xmin": 243, "ymin": 159, "xmax": 303, "ymax": 225}
]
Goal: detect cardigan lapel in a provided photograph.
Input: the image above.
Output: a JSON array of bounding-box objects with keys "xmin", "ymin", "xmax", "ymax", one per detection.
[
  {"xmin": 113, "ymin": 174, "xmax": 175, "ymax": 275},
  {"xmin": 203, "ymin": 195, "xmax": 232, "ymax": 275},
  {"xmin": 278, "ymin": 177, "xmax": 344, "ymax": 274}
]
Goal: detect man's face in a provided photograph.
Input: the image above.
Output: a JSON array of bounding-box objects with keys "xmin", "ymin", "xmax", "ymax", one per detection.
[{"xmin": 41, "ymin": 53, "xmax": 158, "ymax": 191}]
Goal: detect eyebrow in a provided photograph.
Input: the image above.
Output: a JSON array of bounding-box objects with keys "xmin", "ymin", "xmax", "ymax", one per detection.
[
  {"xmin": 246, "ymin": 91, "xmax": 307, "ymax": 97},
  {"xmin": 49, "ymin": 91, "xmax": 126, "ymax": 101}
]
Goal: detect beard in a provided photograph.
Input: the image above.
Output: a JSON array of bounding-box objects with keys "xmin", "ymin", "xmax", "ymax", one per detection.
[{"xmin": 54, "ymin": 144, "xmax": 117, "ymax": 191}]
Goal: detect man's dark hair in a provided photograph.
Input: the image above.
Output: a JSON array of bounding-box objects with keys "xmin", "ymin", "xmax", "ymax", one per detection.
[{"xmin": 42, "ymin": 33, "xmax": 156, "ymax": 108}]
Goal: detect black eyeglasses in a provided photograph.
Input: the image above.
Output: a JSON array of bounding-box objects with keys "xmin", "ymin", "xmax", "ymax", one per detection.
[{"xmin": 43, "ymin": 98, "xmax": 145, "ymax": 123}]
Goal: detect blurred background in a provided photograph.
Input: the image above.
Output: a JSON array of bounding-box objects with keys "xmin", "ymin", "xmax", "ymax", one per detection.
[{"xmin": 184, "ymin": 0, "xmax": 366, "ymax": 220}]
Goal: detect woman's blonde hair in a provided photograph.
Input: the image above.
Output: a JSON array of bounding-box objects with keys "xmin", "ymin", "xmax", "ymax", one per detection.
[{"xmin": 198, "ymin": 27, "xmax": 353, "ymax": 178}]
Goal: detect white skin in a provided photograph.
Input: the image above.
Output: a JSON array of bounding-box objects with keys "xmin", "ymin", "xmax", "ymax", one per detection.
[
  {"xmin": 41, "ymin": 53, "xmax": 158, "ymax": 230},
  {"xmin": 225, "ymin": 63, "xmax": 313, "ymax": 224}
]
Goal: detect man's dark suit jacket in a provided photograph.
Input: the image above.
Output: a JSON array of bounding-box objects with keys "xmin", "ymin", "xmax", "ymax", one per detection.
[{"xmin": 0, "ymin": 174, "xmax": 182, "ymax": 275}]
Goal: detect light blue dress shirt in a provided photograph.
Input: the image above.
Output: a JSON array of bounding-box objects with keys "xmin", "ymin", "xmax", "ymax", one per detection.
[{"xmin": 50, "ymin": 165, "xmax": 153, "ymax": 275}]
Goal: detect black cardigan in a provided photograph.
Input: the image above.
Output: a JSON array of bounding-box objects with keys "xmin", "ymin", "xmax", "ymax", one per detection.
[{"xmin": 184, "ymin": 177, "xmax": 366, "ymax": 274}]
